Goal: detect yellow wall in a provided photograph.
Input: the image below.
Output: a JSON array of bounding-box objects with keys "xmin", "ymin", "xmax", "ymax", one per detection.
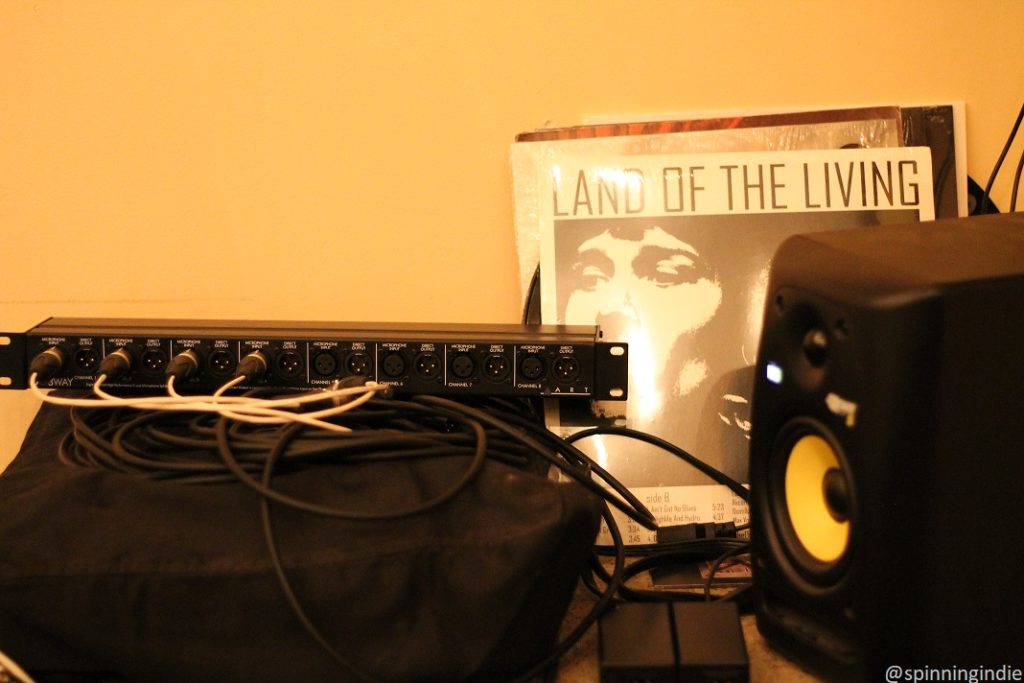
[{"xmin": 2, "ymin": 0, "xmax": 1023, "ymax": 467}]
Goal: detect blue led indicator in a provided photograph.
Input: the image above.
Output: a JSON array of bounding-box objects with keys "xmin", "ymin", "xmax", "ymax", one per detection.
[{"xmin": 766, "ymin": 362, "xmax": 783, "ymax": 385}]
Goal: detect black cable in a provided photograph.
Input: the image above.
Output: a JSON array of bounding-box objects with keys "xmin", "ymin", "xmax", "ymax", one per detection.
[
  {"xmin": 702, "ymin": 544, "xmax": 751, "ymax": 602},
  {"xmin": 241, "ymin": 397, "xmax": 631, "ymax": 683},
  {"xmin": 413, "ymin": 395, "xmax": 659, "ymax": 530},
  {"xmin": 979, "ymin": 101, "xmax": 1024, "ymax": 215},
  {"xmin": 450, "ymin": 398, "xmax": 664, "ymax": 529},
  {"xmin": 558, "ymin": 425, "xmax": 753, "ymax": 609},
  {"xmin": 1010, "ymin": 140, "xmax": 1024, "ymax": 213},
  {"xmin": 54, "ymin": 386, "xmax": 750, "ymax": 679},
  {"xmin": 522, "ymin": 264, "xmax": 542, "ymax": 325},
  {"xmin": 56, "ymin": 390, "xmax": 643, "ymax": 679},
  {"xmin": 113, "ymin": 411, "xmax": 234, "ymax": 476},
  {"xmin": 214, "ymin": 404, "xmax": 491, "ymax": 522},
  {"xmin": 565, "ymin": 425, "xmax": 750, "ymax": 503},
  {"xmin": 594, "ymin": 538, "xmax": 749, "ymax": 603},
  {"xmin": 60, "ymin": 395, "xmax": 534, "ymax": 487},
  {"xmin": 479, "ymin": 401, "xmax": 610, "ymax": 469},
  {"xmin": 258, "ymin": 422, "xmax": 380, "ymax": 683}
]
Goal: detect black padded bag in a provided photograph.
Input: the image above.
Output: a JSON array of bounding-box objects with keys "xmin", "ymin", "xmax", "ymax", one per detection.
[{"xmin": 0, "ymin": 403, "xmax": 601, "ymax": 682}]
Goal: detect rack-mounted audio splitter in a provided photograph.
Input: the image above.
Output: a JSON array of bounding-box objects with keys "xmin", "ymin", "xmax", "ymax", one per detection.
[{"xmin": 0, "ymin": 318, "xmax": 628, "ymax": 400}]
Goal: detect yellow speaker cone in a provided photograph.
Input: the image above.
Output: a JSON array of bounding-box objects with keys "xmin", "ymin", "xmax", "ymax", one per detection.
[{"xmin": 784, "ymin": 434, "xmax": 850, "ymax": 563}]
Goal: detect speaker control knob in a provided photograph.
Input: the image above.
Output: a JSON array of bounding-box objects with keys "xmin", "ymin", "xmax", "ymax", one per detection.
[{"xmin": 802, "ymin": 328, "xmax": 828, "ymax": 367}]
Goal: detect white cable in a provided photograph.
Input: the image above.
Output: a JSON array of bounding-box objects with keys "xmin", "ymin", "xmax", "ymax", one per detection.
[
  {"xmin": 33, "ymin": 373, "xmax": 376, "ymax": 411},
  {"xmin": 204, "ymin": 376, "xmax": 372, "ymax": 432},
  {"xmin": 167, "ymin": 375, "xmax": 185, "ymax": 398},
  {"xmin": 0, "ymin": 649, "xmax": 35, "ymax": 683},
  {"xmin": 212, "ymin": 374, "xmax": 246, "ymax": 397},
  {"xmin": 213, "ymin": 388, "xmax": 377, "ymax": 433},
  {"xmin": 29, "ymin": 373, "xmax": 385, "ymax": 432}
]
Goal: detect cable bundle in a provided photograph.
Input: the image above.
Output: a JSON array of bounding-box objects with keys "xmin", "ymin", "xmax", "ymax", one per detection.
[{"xmin": 29, "ymin": 372, "xmax": 750, "ymax": 682}]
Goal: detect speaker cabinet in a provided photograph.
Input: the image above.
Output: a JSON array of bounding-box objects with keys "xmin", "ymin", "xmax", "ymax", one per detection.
[{"xmin": 750, "ymin": 213, "xmax": 1024, "ymax": 679}]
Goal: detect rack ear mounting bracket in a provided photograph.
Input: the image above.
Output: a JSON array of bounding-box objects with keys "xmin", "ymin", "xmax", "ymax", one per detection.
[
  {"xmin": 594, "ymin": 342, "xmax": 628, "ymax": 401},
  {"xmin": 0, "ymin": 332, "xmax": 28, "ymax": 390}
]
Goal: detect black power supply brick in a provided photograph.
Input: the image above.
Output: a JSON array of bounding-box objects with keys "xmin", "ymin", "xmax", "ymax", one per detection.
[{"xmin": 598, "ymin": 601, "xmax": 749, "ymax": 683}]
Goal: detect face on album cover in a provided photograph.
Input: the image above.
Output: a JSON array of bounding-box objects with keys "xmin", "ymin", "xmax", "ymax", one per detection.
[{"xmin": 551, "ymin": 210, "xmax": 917, "ymax": 487}]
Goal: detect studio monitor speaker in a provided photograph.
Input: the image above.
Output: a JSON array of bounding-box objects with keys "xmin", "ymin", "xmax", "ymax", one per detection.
[{"xmin": 749, "ymin": 213, "xmax": 1024, "ymax": 679}]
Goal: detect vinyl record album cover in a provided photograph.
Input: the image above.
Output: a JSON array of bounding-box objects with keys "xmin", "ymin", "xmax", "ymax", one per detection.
[
  {"xmin": 534, "ymin": 147, "xmax": 935, "ymax": 543},
  {"xmin": 511, "ymin": 106, "xmax": 905, "ymax": 301}
]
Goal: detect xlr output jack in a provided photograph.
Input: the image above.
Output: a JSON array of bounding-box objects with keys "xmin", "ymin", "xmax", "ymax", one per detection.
[
  {"xmin": 414, "ymin": 351, "xmax": 442, "ymax": 380},
  {"xmin": 345, "ymin": 351, "xmax": 372, "ymax": 377},
  {"xmin": 275, "ymin": 349, "xmax": 305, "ymax": 379},
  {"xmin": 208, "ymin": 350, "xmax": 236, "ymax": 378},
  {"xmin": 552, "ymin": 355, "xmax": 581, "ymax": 383},
  {"xmin": 73, "ymin": 347, "xmax": 100, "ymax": 373},
  {"xmin": 482, "ymin": 354, "xmax": 510, "ymax": 382},
  {"xmin": 139, "ymin": 349, "xmax": 169, "ymax": 376}
]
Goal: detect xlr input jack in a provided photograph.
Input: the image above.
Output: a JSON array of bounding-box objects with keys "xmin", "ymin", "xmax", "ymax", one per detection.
[{"xmin": 29, "ymin": 346, "xmax": 68, "ymax": 382}]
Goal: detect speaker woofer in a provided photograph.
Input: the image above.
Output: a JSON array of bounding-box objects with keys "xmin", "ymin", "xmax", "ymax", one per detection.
[
  {"xmin": 769, "ymin": 418, "xmax": 855, "ymax": 585},
  {"xmin": 785, "ymin": 434, "xmax": 849, "ymax": 561}
]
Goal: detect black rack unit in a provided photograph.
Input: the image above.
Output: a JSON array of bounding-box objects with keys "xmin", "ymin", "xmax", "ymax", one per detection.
[{"xmin": 0, "ymin": 318, "xmax": 628, "ymax": 400}]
